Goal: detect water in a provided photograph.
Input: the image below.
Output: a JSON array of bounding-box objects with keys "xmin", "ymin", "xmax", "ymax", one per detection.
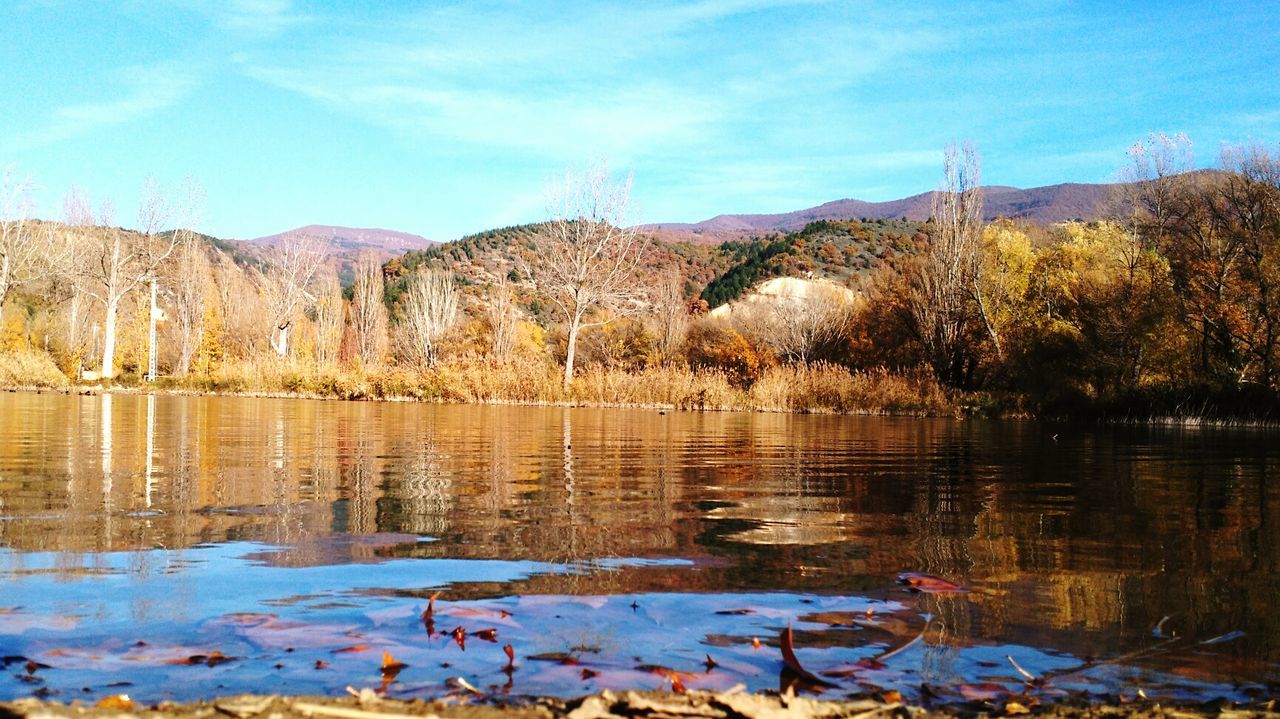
[{"xmin": 0, "ymin": 391, "xmax": 1276, "ymax": 705}]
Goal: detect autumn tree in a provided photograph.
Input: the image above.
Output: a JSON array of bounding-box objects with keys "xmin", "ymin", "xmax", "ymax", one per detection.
[
  {"xmin": 484, "ymin": 276, "xmax": 520, "ymax": 361},
  {"xmin": 348, "ymin": 252, "xmax": 388, "ymax": 367},
  {"xmin": 526, "ymin": 164, "xmax": 647, "ymax": 387},
  {"xmin": 907, "ymin": 143, "xmax": 985, "ymax": 387},
  {"xmin": 311, "ymin": 273, "xmax": 344, "ymax": 368},
  {"xmin": 399, "ymin": 269, "xmax": 458, "ymax": 367}
]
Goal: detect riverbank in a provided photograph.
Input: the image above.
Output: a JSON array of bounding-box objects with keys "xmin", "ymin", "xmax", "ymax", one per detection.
[
  {"xmin": 3, "ymin": 689, "xmax": 1274, "ymax": 719},
  {"xmin": 0, "ymin": 350, "xmax": 957, "ymax": 416}
]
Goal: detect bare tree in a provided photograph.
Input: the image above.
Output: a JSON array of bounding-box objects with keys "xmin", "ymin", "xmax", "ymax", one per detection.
[
  {"xmin": 311, "ymin": 272, "xmax": 344, "ymax": 368},
  {"xmin": 768, "ymin": 282, "xmax": 854, "ymax": 363},
  {"xmin": 526, "ymin": 164, "xmax": 647, "ymax": 387},
  {"xmin": 399, "ymin": 269, "xmax": 458, "ymax": 367},
  {"xmin": 652, "ymin": 270, "xmax": 688, "ymax": 366},
  {"xmin": 909, "ymin": 142, "xmax": 985, "ymax": 387},
  {"xmin": 0, "ymin": 167, "xmax": 60, "ymax": 308},
  {"xmin": 65, "ymin": 183, "xmax": 183, "ymax": 379},
  {"xmin": 485, "ymin": 275, "xmax": 519, "ymax": 361},
  {"xmin": 263, "ymin": 232, "xmax": 324, "ymax": 357},
  {"xmin": 170, "ymin": 234, "xmax": 207, "ymax": 375},
  {"xmin": 166, "ymin": 180, "xmax": 206, "ymax": 376},
  {"xmin": 348, "ymin": 252, "xmax": 388, "ymax": 367}
]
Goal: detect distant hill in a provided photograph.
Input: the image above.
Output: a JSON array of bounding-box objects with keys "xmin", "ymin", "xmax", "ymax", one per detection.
[
  {"xmin": 644, "ymin": 181, "xmax": 1120, "ymax": 242},
  {"xmin": 246, "ymin": 224, "xmax": 438, "ymax": 286},
  {"xmin": 250, "ymin": 224, "xmax": 437, "ymax": 256}
]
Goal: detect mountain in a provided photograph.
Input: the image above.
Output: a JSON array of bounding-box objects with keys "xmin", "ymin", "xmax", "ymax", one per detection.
[
  {"xmin": 249, "ymin": 225, "xmax": 438, "ymax": 256},
  {"xmin": 644, "ymin": 181, "xmax": 1120, "ymax": 242}
]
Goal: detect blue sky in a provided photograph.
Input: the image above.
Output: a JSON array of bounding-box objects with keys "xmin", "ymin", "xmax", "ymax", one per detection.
[{"xmin": 2, "ymin": 1, "xmax": 1277, "ymax": 240}]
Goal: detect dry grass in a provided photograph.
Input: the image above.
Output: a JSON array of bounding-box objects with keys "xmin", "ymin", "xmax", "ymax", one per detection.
[
  {"xmin": 0, "ymin": 349, "xmax": 957, "ymax": 416},
  {"xmin": 0, "ymin": 350, "xmax": 70, "ymax": 389}
]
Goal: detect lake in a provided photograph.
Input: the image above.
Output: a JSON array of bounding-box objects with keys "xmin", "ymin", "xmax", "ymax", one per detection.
[{"xmin": 0, "ymin": 391, "xmax": 1276, "ymax": 704}]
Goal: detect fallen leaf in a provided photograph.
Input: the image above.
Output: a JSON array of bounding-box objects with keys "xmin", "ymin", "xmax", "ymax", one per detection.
[
  {"xmin": 751, "ymin": 637, "xmax": 761, "ymax": 650},
  {"xmin": 472, "ymin": 628, "xmax": 498, "ymax": 643},
  {"xmin": 644, "ymin": 666, "xmax": 687, "ymax": 694},
  {"xmin": 1005, "ymin": 701, "xmax": 1031, "ymax": 715},
  {"xmin": 445, "ymin": 676, "xmax": 482, "ymax": 694},
  {"xmin": 450, "ymin": 626, "xmax": 466, "ymax": 651},
  {"xmin": 380, "ymin": 652, "xmax": 408, "ymax": 676},
  {"xmin": 780, "ymin": 624, "xmax": 838, "ymax": 688},
  {"xmin": 314, "ymin": 660, "xmax": 330, "ymax": 670},
  {"xmin": 958, "ymin": 683, "xmax": 1007, "ymax": 702},
  {"xmin": 881, "ymin": 690, "xmax": 903, "ymax": 703},
  {"xmin": 580, "ymin": 668, "xmax": 599, "ymax": 680},
  {"xmin": 331, "ymin": 645, "xmax": 370, "ymax": 654},
  {"xmin": 503, "ymin": 644, "xmax": 515, "ymax": 670},
  {"xmin": 528, "ymin": 652, "xmax": 577, "ymax": 665},
  {"xmin": 95, "ymin": 694, "xmax": 135, "ymax": 710},
  {"xmin": 704, "ymin": 654, "xmax": 718, "ymax": 671}
]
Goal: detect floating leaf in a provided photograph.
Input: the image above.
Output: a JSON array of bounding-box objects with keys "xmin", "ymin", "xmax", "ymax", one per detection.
[
  {"xmin": 331, "ymin": 645, "xmax": 370, "ymax": 654},
  {"xmin": 503, "ymin": 644, "xmax": 515, "ymax": 670},
  {"xmin": 472, "ymin": 628, "xmax": 498, "ymax": 643},
  {"xmin": 704, "ymin": 654, "xmax": 718, "ymax": 671},
  {"xmin": 897, "ymin": 573, "xmax": 966, "ymax": 593},
  {"xmin": 450, "ymin": 626, "xmax": 466, "ymax": 651},
  {"xmin": 580, "ymin": 668, "xmax": 599, "ymax": 680}
]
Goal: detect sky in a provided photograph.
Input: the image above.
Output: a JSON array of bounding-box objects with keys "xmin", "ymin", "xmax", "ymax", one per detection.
[{"xmin": 1, "ymin": 0, "xmax": 1277, "ymax": 241}]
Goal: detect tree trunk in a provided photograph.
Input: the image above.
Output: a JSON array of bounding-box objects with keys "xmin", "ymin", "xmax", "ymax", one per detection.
[
  {"xmin": 272, "ymin": 324, "xmax": 289, "ymax": 357},
  {"xmin": 563, "ymin": 313, "xmax": 581, "ymax": 388},
  {"xmin": 101, "ymin": 297, "xmax": 119, "ymax": 379}
]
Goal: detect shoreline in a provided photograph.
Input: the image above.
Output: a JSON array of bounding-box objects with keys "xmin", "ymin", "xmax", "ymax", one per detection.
[
  {"xmin": 3, "ymin": 689, "xmax": 1274, "ymax": 719},
  {"xmin": 9, "ymin": 383, "xmax": 1280, "ymax": 429}
]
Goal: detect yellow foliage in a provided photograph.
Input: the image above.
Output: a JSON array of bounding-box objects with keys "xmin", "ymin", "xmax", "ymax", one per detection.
[
  {"xmin": 514, "ymin": 320, "xmax": 545, "ymax": 357},
  {"xmin": 0, "ymin": 308, "xmax": 28, "ymax": 352},
  {"xmin": 195, "ymin": 301, "xmax": 225, "ymax": 376}
]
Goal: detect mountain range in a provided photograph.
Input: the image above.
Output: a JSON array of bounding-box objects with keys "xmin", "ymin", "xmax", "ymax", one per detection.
[
  {"xmin": 642, "ymin": 180, "xmax": 1120, "ymax": 243},
  {"xmin": 243, "ymin": 180, "xmax": 1122, "ymax": 260}
]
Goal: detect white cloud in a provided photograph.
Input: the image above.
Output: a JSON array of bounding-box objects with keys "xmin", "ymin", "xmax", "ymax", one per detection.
[{"xmin": 4, "ymin": 65, "xmax": 196, "ymax": 153}]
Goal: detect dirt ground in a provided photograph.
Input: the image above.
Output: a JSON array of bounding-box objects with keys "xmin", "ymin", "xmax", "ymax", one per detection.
[{"xmin": 2, "ymin": 690, "xmax": 1276, "ymax": 719}]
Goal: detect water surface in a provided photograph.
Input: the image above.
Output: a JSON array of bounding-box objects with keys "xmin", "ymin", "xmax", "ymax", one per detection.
[{"xmin": 0, "ymin": 392, "xmax": 1276, "ymax": 704}]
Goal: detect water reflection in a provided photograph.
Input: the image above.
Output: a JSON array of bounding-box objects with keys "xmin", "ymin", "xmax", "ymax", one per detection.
[{"xmin": 0, "ymin": 392, "xmax": 1277, "ymax": 693}]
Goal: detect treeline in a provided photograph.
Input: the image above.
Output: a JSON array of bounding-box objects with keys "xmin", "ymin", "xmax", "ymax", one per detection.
[{"xmin": 1, "ymin": 137, "xmax": 1277, "ymax": 419}]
